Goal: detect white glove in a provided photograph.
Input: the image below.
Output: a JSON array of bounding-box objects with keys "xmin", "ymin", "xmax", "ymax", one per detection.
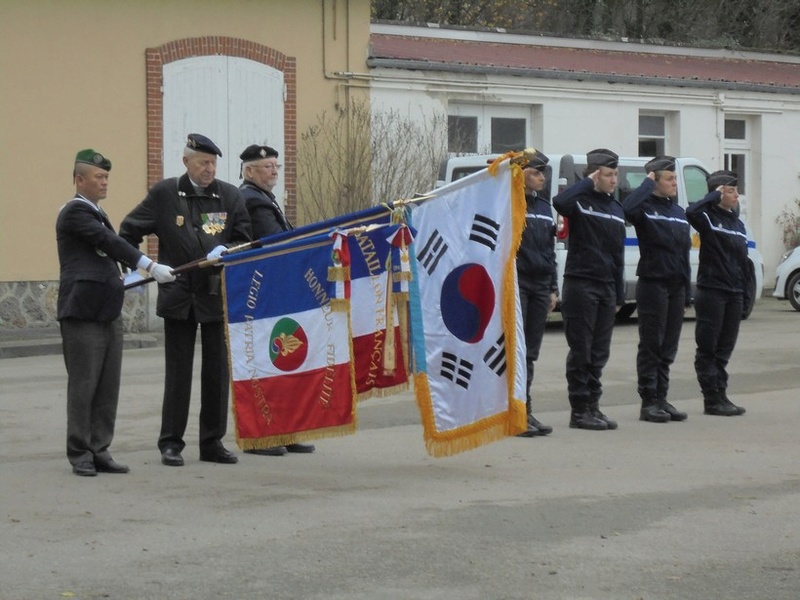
[
  {"xmin": 206, "ymin": 245, "xmax": 227, "ymax": 260},
  {"xmin": 150, "ymin": 262, "xmax": 176, "ymax": 284}
]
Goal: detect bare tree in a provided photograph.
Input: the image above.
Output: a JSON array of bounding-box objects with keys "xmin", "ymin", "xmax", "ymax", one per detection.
[{"xmin": 297, "ymin": 100, "xmax": 448, "ymax": 224}]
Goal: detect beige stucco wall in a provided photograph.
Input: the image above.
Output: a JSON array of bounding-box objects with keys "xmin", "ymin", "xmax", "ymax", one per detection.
[{"xmin": 0, "ymin": 0, "xmax": 370, "ymax": 286}]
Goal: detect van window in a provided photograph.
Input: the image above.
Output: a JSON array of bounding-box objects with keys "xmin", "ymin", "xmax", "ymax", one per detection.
[{"xmin": 684, "ymin": 165, "xmax": 710, "ymax": 204}]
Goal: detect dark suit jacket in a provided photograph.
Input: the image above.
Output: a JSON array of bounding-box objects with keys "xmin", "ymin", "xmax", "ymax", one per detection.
[
  {"xmin": 119, "ymin": 175, "xmax": 251, "ymax": 322},
  {"xmin": 56, "ymin": 197, "xmax": 144, "ymax": 322},
  {"xmin": 239, "ymin": 181, "xmax": 292, "ymax": 239}
]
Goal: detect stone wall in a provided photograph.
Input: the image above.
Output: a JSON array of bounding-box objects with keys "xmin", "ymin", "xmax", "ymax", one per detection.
[{"xmin": 0, "ymin": 281, "xmax": 149, "ymax": 332}]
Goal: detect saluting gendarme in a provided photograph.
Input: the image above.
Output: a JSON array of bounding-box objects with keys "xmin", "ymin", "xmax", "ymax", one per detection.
[{"xmin": 553, "ymin": 148, "xmax": 625, "ymax": 431}]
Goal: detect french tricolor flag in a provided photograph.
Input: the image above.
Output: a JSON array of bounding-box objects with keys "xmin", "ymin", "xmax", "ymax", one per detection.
[{"xmin": 222, "ymin": 233, "xmax": 356, "ymax": 449}]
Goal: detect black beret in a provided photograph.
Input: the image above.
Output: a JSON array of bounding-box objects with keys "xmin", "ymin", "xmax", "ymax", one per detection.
[
  {"xmin": 645, "ymin": 155, "xmax": 676, "ymax": 173},
  {"xmin": 240, "ymin": 144, "xmax": 279, "ymax": 162},
  {"xmin": 186, "ymin": 133, "xmax": 222, "ymax": 157},
  {"xmin": 75, "ymin": 148, "xmax": 111, "ymax": 171},
  {"xmin": 586, "ymin": 148, "xmax": 619, "ymax": 169},
  {"xmin": 521, "ymin": 148, "xmax": 549, "ymax": 172},
  {"xmin": 707, "ymin": 170, "xmax": 738, "ymax": 190}
]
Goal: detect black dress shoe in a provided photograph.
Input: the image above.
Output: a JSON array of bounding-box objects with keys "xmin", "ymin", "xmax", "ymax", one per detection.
[
  {"xmin": 72, "ymin": 461, "xmax": 97, "ymax": 477},
  {"xmin": 161, "ymin": 447, "xmax": 184, "ymax": 467},
  {"xmin": 94, "ymin": 457, "xmax": 130, "ymax": 474},
  {"xmin": 245, "ymin": 446, "xmax": 288, "ymax": 456},
  {"xmin": 199, "ymin": 444, "xmax": 238, "ymax": 464},
  {"xmin": 285, "ymin": 443, "xmax": 316, "ymax": 454}
]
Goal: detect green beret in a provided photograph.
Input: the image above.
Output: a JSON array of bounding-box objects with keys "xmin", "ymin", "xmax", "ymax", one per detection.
[{"xmin": 75, "ymin": 149, "xmax": 111, "ymax": 171}]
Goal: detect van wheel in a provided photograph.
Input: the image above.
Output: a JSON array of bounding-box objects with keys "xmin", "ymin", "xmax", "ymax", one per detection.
[
  {"xmin": 616, "ymin": 303, "xmax": 637, "ymax": 322},
  {"xmin": 788, "ymin": 272, "xmax": 800, "ymax": 312}
]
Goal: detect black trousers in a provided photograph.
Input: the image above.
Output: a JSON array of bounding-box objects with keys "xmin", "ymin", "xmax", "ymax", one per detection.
[
  {"xmin": 635, "ymin": 278, "xmax": 686, "ymax": 400},
  {"xmin": 159, "ymin": 314, "xmax": 229, "ymax": 452},
  {"xmin": 561, "ymin": 277, "xmax": 616, "ymax": 402},
  {"xmin": 61, "ymin": 317, "xmax": 123, "ymax": 465},
  {"xmin": 694, "ymin": 286, "xmax": 742, "ymax": 396},
  {"xmin": 519, "ymin": 281, "xmax": 551, "ymax": 402}
]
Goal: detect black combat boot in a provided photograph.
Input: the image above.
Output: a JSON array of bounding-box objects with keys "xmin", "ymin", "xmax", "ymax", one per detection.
[
  {"xmin": 528, "ymin": 413, "xmax": 552, "ymax": 436},
  {"xmin": 516, "ymin": 398, "xmax": 553, "ymax": 437},
  {"xmin": 660, "ymin": 398, "xmax": 688, "ymax": 421},
  {"xmin": 703, "ymin": 390, "xmax": 740, "ymax": 416},
  {"xmin": 516, "ymin": 398, "xmax": 541, "ymax": 438},
  {"xmin": 569, "ymin": 397, "xmax": 607, "ymax": 430},
  {"xmin": 589, "ymin": 397, "xmax": 618, "ymax": 430},
  {"xmin": 719, "ymin": 390, "xmax": 746, "ymax": 415},
  {"xmin": 639, "ymin": 394, "xmax": 670, "ymax": 423}
]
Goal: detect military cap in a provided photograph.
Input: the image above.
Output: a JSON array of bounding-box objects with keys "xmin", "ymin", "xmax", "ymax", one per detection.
[
  {"xmin": 586, "ymin": 148, "xmax": 619, "ymax": 169},
  {"xmin": 645, "ymin": 155, "xmax": 676, "ymax": 173},
  {"xmin": 707, "ymin": 170, "xmax": 738, "ymax": 190},
  {"xmin": 186, "ymin": 133, "xmax": 222, "ymax": 157},
  {"xmin": 74, "ymin": 149, "xmax": 111, "ymax": 171},
  {"xmin": 521, "ymin": 148, "xmax": 549, "ymax": 172},
  {"xmin": 240, "ymin": 144, "xmax": 279, "ymax": 162}
]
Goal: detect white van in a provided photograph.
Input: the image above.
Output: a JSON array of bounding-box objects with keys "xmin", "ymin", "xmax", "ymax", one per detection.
[{"xmin": 436, "ymin": 153, "xmax": 764, "ymax": 318}]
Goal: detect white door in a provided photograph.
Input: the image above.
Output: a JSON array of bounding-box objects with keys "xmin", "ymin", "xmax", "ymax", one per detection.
[{"xmin": 163, "ymin": 56, "xmax": 285, "ymax": 206}]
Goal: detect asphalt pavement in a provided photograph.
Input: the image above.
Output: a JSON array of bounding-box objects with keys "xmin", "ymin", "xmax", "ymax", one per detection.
[{"xmin": 1, "ymin": 298, "xmax": 799, "ymax": 599}]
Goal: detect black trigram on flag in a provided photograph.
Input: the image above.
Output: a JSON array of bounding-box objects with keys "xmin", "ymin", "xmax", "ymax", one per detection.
[
  {"xmin": 483, "ymin": 333, "xmax": 507, "ymax": 376},
  {"xmin": 441, "ymin": 352, "xmax": 473, "ymax": 389},
  {"xmin": 469, "ymin": 214, "xmax": 500, "ymax": 250},
  {"xmin": 417, "ymin": 229, "xmax": 448, "ymax": 275}
]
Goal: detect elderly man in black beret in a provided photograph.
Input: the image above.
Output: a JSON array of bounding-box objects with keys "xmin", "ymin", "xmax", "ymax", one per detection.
[
  {"xmin": 237, "ymin": 144, "xmax": 315, "ymax": 456},
  {"xmin": 553, "ymin": 148, "xmax": 625, "ymax": 431},
  {"xmin": 685, "ymin": 170, "xmax": 750, "ymax": 417},
  {"xmin": 120, "ymin": 134, "xmax": 251, "ymax": 467},
  {"xmin": 58, "ymin": 149, "xmax": 176, "ymax": 476},
  {"xmin": 623, "ymin": 156, "xmax": 691, "ymax": 424},
  {"xmin": 238, "ymin": 144, "xmax": 293, "ymax": 238}
]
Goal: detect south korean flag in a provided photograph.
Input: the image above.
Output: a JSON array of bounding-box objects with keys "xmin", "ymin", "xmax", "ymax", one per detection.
[{"xmin": 408, "ymin": 157, "xmax": 527, "ymax": 456}]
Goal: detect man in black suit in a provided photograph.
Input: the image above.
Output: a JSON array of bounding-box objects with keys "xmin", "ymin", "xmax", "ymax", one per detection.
[
  {"xmin": 120, "ymin": 134, "xmax": 251, "ymax": 467},
  {"xmin": 57, "ymin": 149, "xmax": 176, "ymax": 476}
]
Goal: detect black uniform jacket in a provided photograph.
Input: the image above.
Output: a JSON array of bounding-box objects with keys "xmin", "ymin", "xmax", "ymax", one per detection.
[
  {"xmin": 553, "ymin": 177, "xmax": 626, "ymax": 305},
  {"xmin": 239, "ymin": 181, "xmax": 292, "ymax": 239},
  {"xmin": 517, "ymin": 192, "xmax": 558, "ymax": 294},
  {"xmin": 622, "ymin": 178, "xmax": 691, "ymax": 294},
  {"xmin": 56, "ymin": 196, "xmax": 144, "ymax": 322},
  {"xmin": 120, "ymin": 175, "xmax": 251, "ymax": 322},
  {"xmin": 685, "ymin": 191, "xmax": 752, "ymax": 303}
]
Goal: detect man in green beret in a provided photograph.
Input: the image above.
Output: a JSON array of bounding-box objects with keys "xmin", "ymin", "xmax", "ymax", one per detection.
[{"xmin": 57, "ymin": 149, "xmax": 176, "ymax": 476}]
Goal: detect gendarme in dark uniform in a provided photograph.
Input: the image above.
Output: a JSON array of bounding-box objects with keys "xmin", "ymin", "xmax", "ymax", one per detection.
[
  {"xmin": 515, "ymin": 149, "xmax": 557, "ymax": 437},
  {"xmin": 553, "ymin": 148, "xmax": 625, "ymax": 431},
  {"xmin": 120, "ymin": 134, "xmax": 251, "ymax": 466},
  {"xmin": 685, "ymin": 170, "xmax": 750, "ymax": 417},
  {"xmin": 622, "ymin": 156, "xmax": 690, "ymax": 424},
  {"xmin": 58, "ymin": 149, "xmax": 176, "ymax": 476}
]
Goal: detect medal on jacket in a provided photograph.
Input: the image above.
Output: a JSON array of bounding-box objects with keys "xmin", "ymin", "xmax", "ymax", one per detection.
[{"xmin": 176, "ymin": 215, "xmax": 184, "ymax": 227}]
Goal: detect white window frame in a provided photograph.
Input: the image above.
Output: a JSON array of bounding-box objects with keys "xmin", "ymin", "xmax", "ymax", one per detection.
[{"xmin": 447, "ymin": 104, "xmax": 531, "ymax": 155}]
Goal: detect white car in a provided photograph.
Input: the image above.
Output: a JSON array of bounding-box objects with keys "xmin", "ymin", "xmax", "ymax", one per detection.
[{"xmin": 773, "ymin": 246, "xmax": 800, "ymax": 311}]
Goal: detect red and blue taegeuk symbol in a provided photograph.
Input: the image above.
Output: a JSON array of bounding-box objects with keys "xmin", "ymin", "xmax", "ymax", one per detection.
[
  {"xmin": 440, "ymin": 263, "xmax": 495, "ymax": 343},
  {"xmin": 269, "ymin": 317, "xmax": 308, "ymax": 372}
]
